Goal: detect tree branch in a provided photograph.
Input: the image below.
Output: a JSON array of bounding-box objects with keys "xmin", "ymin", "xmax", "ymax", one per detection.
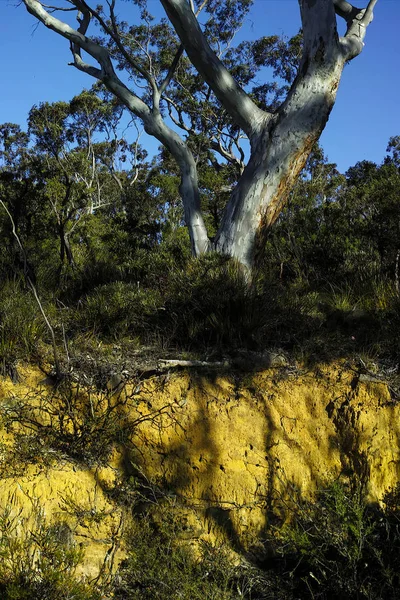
[
  {"xmin": 299, "ymin": 0, "xmax": 339, "ymax": 59},
  {"xmin": 333, "ymin": 0, "xmax": 361, "ymax": 21},
  {"xmin": 210, "ymin": 138, "xmax": 244, "ymax": 175},
  {"xmin": 159, "ymin": 0, "xmax": 269, "ymax": 137},
  {"xmin": 165, "ymin": 95, "xmax": 244, "ymax": 173},
  {"xmin": 80, "ymin": 0, "xmax": 157, "ymax": 92},
  {"xmin": 361, "ymin": 0, "xmax": 378, "ymax": 24},
  {"xmin": 24, "ymin": 0, "xmax": 114, "ymax": 77},
  {"xmin": 23, "ymin": 0, "xmax": 210, "ymax": 256},
  {"xmin": 164, "ymin": 95, "xmax": 195, "ymax": 132},
  {"xmin": 159, "ymin": 45, "xmax": 184, "ymax": 96},
  {"xmin": 340, "ymin": 0, "xmax": 378, "ymax": 60},
  {"xmin": 23, "ymin": 0, "xmax": 153, "ymax": 122},
  {"xmin": 69, "ymin": 6, "xmax": 103, "ymax": 77}
]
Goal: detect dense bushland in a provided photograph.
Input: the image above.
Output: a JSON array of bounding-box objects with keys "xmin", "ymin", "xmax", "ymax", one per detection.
[{"xmin": 1, "ymin": 103, "xmax": 400, "ymax": 369}]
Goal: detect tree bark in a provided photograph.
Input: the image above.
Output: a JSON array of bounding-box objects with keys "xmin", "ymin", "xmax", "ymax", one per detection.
[
  {"xmin": 161, "ymin": 0, "xmax": 377, "ymax": 268},
  {"xmin": 160, "ymin": 0, "xmax": 267, "ymax": 138},
  {"xmin": 22, "ymin": 0, "xmax": 378, "ymax": 270},
  {"xmin": 144, "ymin": 114, "xmax": 210, "ymax": 256},
  {"xmin": 214, "ymin": 51, "xmax": 345, "ymax": 268}
]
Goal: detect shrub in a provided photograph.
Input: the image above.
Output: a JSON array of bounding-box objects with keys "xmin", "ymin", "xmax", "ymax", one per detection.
[
  {"xmin": 268, "ymin": 480, "xmax": 400, "ymax": 599},
  {"xmin": 113, "ymin": 507, "xmax": 269, "ymax": 600},
  {"xmin": 0, "ymin": 279, "xmax": 44, "ymax": 378},
  {"xmin": 75, "ymin": 281, "xmax": 161, "ymax": 340},
  {"xmin": 0, "ymin": 505, "xmax": 101, "ymax": 600},
  {"xmin": 156, "ymin": 254, "xmax": 276, "ymax": 351},
  {"xmin": 0, "ymin": 377, "xmax": 132, "ymax": 466}
]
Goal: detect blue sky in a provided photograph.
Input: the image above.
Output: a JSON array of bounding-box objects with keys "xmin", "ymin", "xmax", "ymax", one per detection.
[{"xmin": 0, "ymin": 0, "xmax": 398, "ymax": 173}]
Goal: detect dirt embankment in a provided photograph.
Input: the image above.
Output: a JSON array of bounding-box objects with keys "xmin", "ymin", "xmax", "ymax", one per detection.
[{"xmin": 0, "ymin": 360, "xmax": 399, "ymax": 576}]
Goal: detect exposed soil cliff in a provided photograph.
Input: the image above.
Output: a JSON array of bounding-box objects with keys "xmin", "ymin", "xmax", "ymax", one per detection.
[{"xmin": 0, "ymin": 360, "xmax": 399, "ymax": 577}]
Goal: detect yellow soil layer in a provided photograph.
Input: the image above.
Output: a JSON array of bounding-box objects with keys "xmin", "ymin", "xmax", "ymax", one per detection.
[
  {"xmin": 0, "ymin": 362, "xmax": 399, "ymax": 575},
  {"xmin": 0, "ymin": 368, "xmax": 123, "ymax": 580}
]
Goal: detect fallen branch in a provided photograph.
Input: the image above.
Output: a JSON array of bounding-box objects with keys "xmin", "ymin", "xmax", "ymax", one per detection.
[
  {"xmin": 157, "ymin": 359, "xmax": 228, "ymax": 370},
  {"xmin": 156, "ymin": 352, "xmax": 288, "ymax": 373}
]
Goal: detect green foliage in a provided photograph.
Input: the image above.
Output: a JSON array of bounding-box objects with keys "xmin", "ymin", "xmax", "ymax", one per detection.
[
  {"xmin": 115, "ymin": 519, "xmax": 234, "ymax": 599},
  {"xmin": 113, "ymin": 503, "xmax": 270, "ymax": 600},
  {"xmin": 266, "ymin": 150, "xmax": 400, "ymax": 291},
  {"xmin": 3, "ymin": 16, "xmax": 400, "ymax": 600},
  {"xmin": 268, "ymin": 480, "xmax": 400, "ymax": 599},
  {"xmin": 3, "ymin": 470, "xmax": 400, "ymax": 599},
  {"xmin": 76, "ymin": 281, "xmax": 161, "ymax": 340},
  {"xmin": 323, "ymin": 283, "xmax": 359, "ymax": 313},
  {"xmin": 1, "ymin": 90, "xmax": 400, "ymax": 363},
  {"xmin": 156, "ymin": 254, "xmax": 274, "ymax": 350},
  {"xmin": 0, "ymin": 280, "xmax": 44, "ymax": 377},
  {"xmin": 0, "ymin": 506, "xmax": 100, "ymax": 600}
]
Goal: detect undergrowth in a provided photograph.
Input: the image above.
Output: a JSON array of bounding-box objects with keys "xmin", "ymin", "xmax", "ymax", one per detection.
[
  {"xmin": 3, "ymin": 253, "xmax": 400, "ymax": 377},
  {"xmin": 1, "ymin": 474, "xmax": 400, "ymax": 599},
  {"xmin": 0, "ymin": 504, "xmax": 101, "ymax": 600},
  {"xmin": 264, "ymin": 480, "xmax": 400, "ymax": 599}
]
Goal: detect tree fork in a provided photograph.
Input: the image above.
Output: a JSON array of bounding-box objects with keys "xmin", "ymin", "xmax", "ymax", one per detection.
[{"xmin": 22, "ymin": 0, "xmax": 379, "ymax": 269}]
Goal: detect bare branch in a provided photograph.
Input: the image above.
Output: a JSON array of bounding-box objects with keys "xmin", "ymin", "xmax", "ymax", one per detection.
[
  {"xmin": 24, "ymin": 0, "xmax": 113, "ymax": 77},
  {"xmin": 41, "ymin": 3, "xmax": 76, "ymax": 11},
  {"xmin": 69, "ymin": 6, "xmax": 103, "ymax": 77},
  {"xmin": 210, "ymin": 139, "xmax": 244, "ymax": 175},
  {"xmin": 159, "ymin": 45, "xmax": 184, "ymax": 96},
  {"xmin": 164, "ymin": 93, "xmax": 244, "ymax": 173},
  {"xmin": 23, "ymin": 0, "xmax": 152, "ymax": 122},
  {"xmin": 340, "ymin": 0, "xmax": 378, "ymax": 60},
  {"xmin": 160, "ymin": 0, "xmax": 269, "ymax": 138},
  {"xmin": 129, "ymin": 122, "xmax": 143, "ymax": 186},
  {"xmin": 101, "ymin": 0, "xmax": 156, "ymax": 87},
  {"xmin": 333, "ymin": 0, "xmax": 361, "ymax": 21},
  {"xmin": 360, "ymin": 0, "xmax": 378, "ymax": 26},
  {"xmin": 164, "ymin": 95, "xmax": 194, "ymax": 133}
]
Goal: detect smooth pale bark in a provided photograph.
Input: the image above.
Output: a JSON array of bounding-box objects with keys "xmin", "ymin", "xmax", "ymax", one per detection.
[
  {"xmin": 160, "ymin": 0, "xmax": 267, "ymax": 138},
  {"xmin": 105, "ymin": 80, "xmax": 210, "ymax": 255},
  {"xmin": 213, "ymin": 0, "xmax": 346, "ymax": 267},
  {"xmin": 214, "ymin": 60, "xmax": 344, "ymax": 267},
  {"xmin": 23, "ymin": 0, "xmax": 209, "ymax": 257},
  {"xmin": 161, "ymin": 0, "xmax": 376, "ymax": 268},
  {"xmin": 23, "ymin": 0, "xmax": 377, "ymax": 268},
  {"xmin": 144, "ymin": 114, "xmax": 210, "ymax": 256}
]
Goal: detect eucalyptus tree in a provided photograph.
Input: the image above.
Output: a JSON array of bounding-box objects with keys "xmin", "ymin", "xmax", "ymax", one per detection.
[
  {"xmin": 343, "ymin": 157, "xmax": 400, "ymax": 280},
  {"xmin": 386, "ymin": 136, "xmax": 400, "ymax": 170},
  {"xmin": 266, "ymin": 144, "xmax": 346, "ymax": 282},
  {"xmin": 0, "ymin": 123, "xmax": 39, "ymax": 278},
  {"xmin": 0, "ymin": 124, "xmax": 32, "ymax": 232},
  {"xmin": 27, "ymin": 91, "xmax": 147, "ymax": 284},
  {"xmin": 23, "ymin": 0, "xmax": 378, "ymax": 269}
]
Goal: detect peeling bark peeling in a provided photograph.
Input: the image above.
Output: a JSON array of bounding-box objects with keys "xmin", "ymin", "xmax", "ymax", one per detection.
[{"xmin": 22, "ymin": 0, "xmax": 378, "ymax": 270}]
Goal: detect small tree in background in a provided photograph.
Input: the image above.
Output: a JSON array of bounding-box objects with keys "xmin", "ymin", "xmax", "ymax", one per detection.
[{"xmin": 22, "ymin": 0, "xmax": 378, "ymax": 270}]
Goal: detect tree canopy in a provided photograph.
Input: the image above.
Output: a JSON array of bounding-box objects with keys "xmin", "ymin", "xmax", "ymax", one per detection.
[{"xmin": 22, "ymin": 0, "xmax": 378, "ymax": 269}]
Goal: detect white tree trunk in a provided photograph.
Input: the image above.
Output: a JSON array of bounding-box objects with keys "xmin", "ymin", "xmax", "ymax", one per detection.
[
  {"xmin": 215, "ymin": 59, "xmax": 345, "ymax": 268},
  {"xmin": 144, "ymin": 114, "xmax": 210, "ymax": 256},
  {"xmin": 179, "ymin": 158, "xmax": 210, "ymax": 256},
  {"xmin": 161, "ymin": 0, "xmax": 377, "ymax": 269},
  {"xmin": 23, "ymin": 0, "xmax": 378, "ymax": 270}
]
